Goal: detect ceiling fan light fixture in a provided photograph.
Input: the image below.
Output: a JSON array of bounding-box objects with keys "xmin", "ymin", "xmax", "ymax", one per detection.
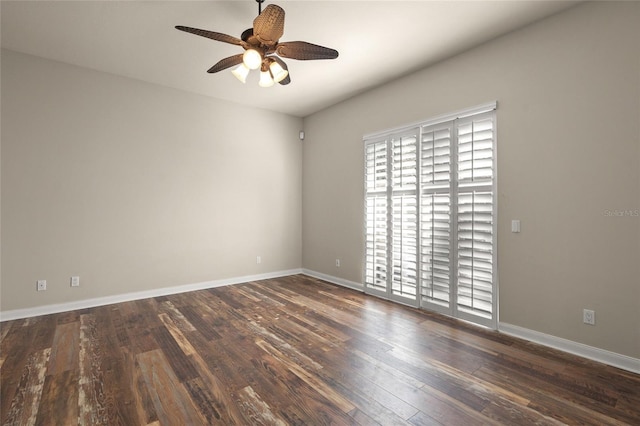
[
  {"xmin": 243, "ymin": 49, "xmax": 262, "ymax": 70},
  {"xmin": 259, "ymin": 69, "xmax": 275, "ymax": 87},
  {"xmin": 176, "ymin": 2, "xmax": 338, "ymax": 86},
  {"xmin": 231, "ymin": 63, "xmax": 250, "ymax": 83},
  {"xmin": 269, "ymin": 61, "xmax": 288, "ymax": 83}
]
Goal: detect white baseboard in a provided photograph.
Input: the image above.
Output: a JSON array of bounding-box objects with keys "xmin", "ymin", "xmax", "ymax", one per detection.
[
  {"xmin": 3, "ymin": 268, "xmax": 638, "ymax": 375},
  {"xmin": 300, "ymin": 270, "xmax": 640, "ymax": 375},
  {"xmin": 301, "ymin": 268, "xmax": 364, "ymax": 292},
  {"xmin": 499, "ymin": 323, "xmax": 640, "ymax": 374},
  {"xmin": 0, "ymin": 268, "xmax": 303, "ymax": 322}
]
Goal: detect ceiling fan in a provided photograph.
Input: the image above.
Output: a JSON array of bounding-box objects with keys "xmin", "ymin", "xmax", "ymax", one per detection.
[{"xmin": 176, "ymin": 0, "xmax": 339, "ymax": 87}]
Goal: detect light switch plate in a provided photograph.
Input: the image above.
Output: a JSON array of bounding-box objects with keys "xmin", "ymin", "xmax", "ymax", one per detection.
[{"xmin": 511, "ymin": 220, "xmax": 521, "ymax": 233}]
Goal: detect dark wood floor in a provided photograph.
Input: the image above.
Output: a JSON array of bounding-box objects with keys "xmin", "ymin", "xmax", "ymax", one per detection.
[{"xmin": 1, "ymin": 275, "xmax": 639, "ymax": 425}]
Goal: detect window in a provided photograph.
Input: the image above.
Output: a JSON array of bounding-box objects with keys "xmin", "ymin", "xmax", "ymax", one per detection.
[{"xmin": 364, "ymin": 104, "xmax": 497, "ymax": 328}]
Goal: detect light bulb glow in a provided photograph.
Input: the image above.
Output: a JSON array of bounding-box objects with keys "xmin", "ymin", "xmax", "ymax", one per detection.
[
  {"xmin": 269, "ymin": 61, "xmax": 288, "ymax": 83},
  {"xmin": 243, "ymin": 49, "xmax": 262, "ymax": 70},
  {"xmin": 231, "ymin": 63, "xmax": 250, "ymax": 83},
  {"xmin": 259, "ymin": 70, "xmax": 274, "ymax": 88}
]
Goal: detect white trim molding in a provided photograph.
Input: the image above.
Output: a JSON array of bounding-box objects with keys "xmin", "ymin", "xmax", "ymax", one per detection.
[
  {"xmin": 499, "ymin": 323, "xmax": 640, "ymax": 375},
  {"xmin": 302, "ymin": 269, "xmax": 364, "ymax": 292},
  {"xmin": 362, "ymin": 101, "xmax": 497, "ymax": 140},
  {"xmin": 0, "ymin": 269, "xmax": 303, "ymax": 322},
  {"xmin": 3, "ymin": 268, "xmax": 637, "ymax": 375}
]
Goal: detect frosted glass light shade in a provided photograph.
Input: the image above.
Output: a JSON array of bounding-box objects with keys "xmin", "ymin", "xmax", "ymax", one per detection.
[
  {"xmin": 259, "ymin": 70, "xmax": 274, "ymax": 87},
  {"xmin": 269, "ymin": 61, "xmax": 288, "ymax": 83},
  {"xmin": 231, "ymin": 64, "xmax": 250, "ymax": 83},
  {"xmin": 243, "ymin": 49, "xmax": 262, "ymax": 70}
]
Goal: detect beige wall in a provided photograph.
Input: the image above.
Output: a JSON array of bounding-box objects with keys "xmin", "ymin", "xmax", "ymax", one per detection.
[
  {"xmin": 302, "ymin": 2, "xmax": 640, "ymax": 358},
  {"xmin": 1, "ymin": 49, "xmax": 302, "ymax": 312}
]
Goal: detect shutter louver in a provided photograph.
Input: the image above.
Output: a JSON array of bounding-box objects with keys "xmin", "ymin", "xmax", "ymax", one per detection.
[
  {"xmin": 458, "ymin": 115, "xmax": 494, "ymax": 184},
  {"xmin": 457, "ymin": 191, "xmax": 494, "ymax": 318},
  {"xmin": 392, "ymin": 194, "xmax": 417, "ymax": 299},
  {"xmin": 390, "ymin": 132, "xmax": 418, "ymax": 300},
  {"xmin": 365, "ymin": 196, "xmax": 388, "ymax": 292},
  {"xmin": 420, "ymin": 194, "xmax": 451, "ymax": 307},
  {"xmin": 366, "ymin": 141, "xmax": 388, "ymax": 192},
  {"xmin": 420, "ymin": 124, "xmax": 453, "ymax": 310},
  {"xmin": 392, "ymin": 134, "xmax": 418, "ymax": 191},
  {"xmin": 421, "ymin": 126, "xmax": 452, "ymax": 188}
]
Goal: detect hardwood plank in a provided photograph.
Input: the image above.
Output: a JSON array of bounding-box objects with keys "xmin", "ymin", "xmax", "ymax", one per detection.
[
  {"xmin": 178, "ymin": 305, "xmax": 223, "ymax": 341},
  {"xmin": 121, "ymin": 347, "xmax": 160, "ymax": 425},
  {"xmin": 78, "ymin": 313, "xmax": 110, "ymax": 424},
  {"xmin": 157, "ymin": 307, "xmax": 248, "ymax": 424},
  {"xmin": 2, "ymin": 348, "xmax": 50, "ymax": 426},
  {"xmin": 150, "ymin": 325, "xmax": 198, "ymax": 382},
  {"xmin": 158, "ymin": 300, "xmax": 196, "ymax": 333},
  {"xmin": 136, "ymin": 349, "xmax": 207, "ymax": 425},
  {"xmin": 249, "ymin": 351, "xmax": 356, "ymax": 424},
  {"xmin": 474, "ymin": 364, "xmax": 633, "ymax": 425},
  {"xmin": 254, "ymin": 338, "xmax": 355, "ymax": 413},
  {"xmin": 93, "ymin": 306, "xmax": 144, "ymax": 425},
  {"xmin": 237, "ymin": 385, "xmax": 287, "ymax": 426},
  {"xmin": 0, "ymin": 321, "xmax": 13, "ymax": 345},
  {"xmin": 110, "ymin": 305, "xmax": 132, "ymax": 348},
  {"xmin": 36, "ymin": 369, "xmax": 79, "ymax": 426},
  {"xmin": 1, "ymin": 319, "xmax": 49, "ymax": 422},
  {"xmin": 47, "ymin": 321, "xmax": 80, "ymax": 375}
]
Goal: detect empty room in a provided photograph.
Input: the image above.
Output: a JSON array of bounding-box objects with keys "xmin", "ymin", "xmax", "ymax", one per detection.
[{"xmin": 1, "ymin": 1, "xmax": 639, "ymax": 424}]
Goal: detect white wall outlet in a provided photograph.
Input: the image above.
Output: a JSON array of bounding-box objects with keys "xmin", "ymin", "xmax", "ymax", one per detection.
[
  {"xmin": 70, "ymin": 276, "xmax": 80, "ymax": 287},
  {"xmin": 256, "ymin": 256, "xmax": 261, "ymax": 264},
  {"xmin": 511, "ymin": 219, "xmax": 521, "ymax": 233},
  {"xmin": 36, "ymin": 280, "xmax": 47, "ymax": 291},
  {"xmin": 336, "ymin": 259, "xmax": 340, "ymax": 267},
  {"xmin": 583, "ymin": 309, "xmax": 595, "ymax": 325}
]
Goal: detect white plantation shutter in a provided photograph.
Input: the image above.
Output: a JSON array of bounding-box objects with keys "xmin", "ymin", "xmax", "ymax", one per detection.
[
  {"xmin": 457, "ymin": 113, "xmax": 495, "ymax": 184},
  {"xmin": 455, "ymin": 112, "xmax": 496, "ymax": 325},
  {"xmin": 390, "ymin": 131, "xmax": 418, "ymax": 301},
  {"xmin": 364, "ymin": 104, "xmax": 496, "ymax": 327},
  {"xmin": 457, "ymin": 191, "xmax": 494, "ymax": 319},
  {"xmin": 420, "ymin": 193, "xmax": 451, "ymax": 308},
  {"xmin": 364, "ymin": 130, "xmax": 420, "ymax": 304},
  {"xmin": 365, "ymin": 141, "xmax": 389, "ymax": 293},
  {"xmin": 391, "ymin": 195, "xmax": 417, "ymax": 300},
  {"xmin": 420, "ymin": 124, "xmax": 453, "ymax": 311}
]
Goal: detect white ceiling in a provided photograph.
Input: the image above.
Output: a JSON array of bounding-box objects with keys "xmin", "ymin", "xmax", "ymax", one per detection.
[{"xmin": 1, "ymin": 1, "xmax": 578, "ymax": 117}]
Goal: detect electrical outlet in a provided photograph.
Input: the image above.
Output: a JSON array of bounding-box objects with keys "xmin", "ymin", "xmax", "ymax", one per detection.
[
  {"xmin": 583, "ymin": 309, "xmax": 595, "ymax": 325},
  {"xmin": 36, "ymin": 280, "xmax": 47, "ymax": 291},
  {"xmin": 336, "ymin": 259, "xmax": 340, "ymax": 267},
  {"xmin": 256, "ymin": 256, "xmax": 261, "ymax": 264},
  {"xmin": 70, "ymin": 276, "xmax": 80, "ymax": 287}
]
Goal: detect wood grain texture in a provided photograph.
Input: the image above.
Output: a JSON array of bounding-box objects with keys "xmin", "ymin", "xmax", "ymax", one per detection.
[{"xmin": 1, "ymin": 274, "xmax": 639, "ymax": 425}]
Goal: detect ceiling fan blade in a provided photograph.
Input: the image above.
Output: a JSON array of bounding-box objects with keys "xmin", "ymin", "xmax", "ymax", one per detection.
[
  {"xmin": 176, "ymin": 26, "xmax": 244, "ymax": 46},
  {"xmin": 207, "ymin": 54, "xmax": 244, "ymax": 73},
  {"xmin": 276, "ymin": 41, "xmax": 339, "ymax": 60},
  {"xmin": 253, "ymin": 4, "xmax": 285, "ymax": 45},
  {"xmin": 272, "ymin": 57, "xmax": 291, "ymax": 85}
]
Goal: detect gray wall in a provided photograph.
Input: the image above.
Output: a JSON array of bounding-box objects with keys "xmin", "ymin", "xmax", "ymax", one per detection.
[
  {"xmin": 1, "ymin": 50, "xmax": 303, "ymax": 311},
  {"xmin": 302, "ymin": 2, "xmax": 640, "ymax": 358}
]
